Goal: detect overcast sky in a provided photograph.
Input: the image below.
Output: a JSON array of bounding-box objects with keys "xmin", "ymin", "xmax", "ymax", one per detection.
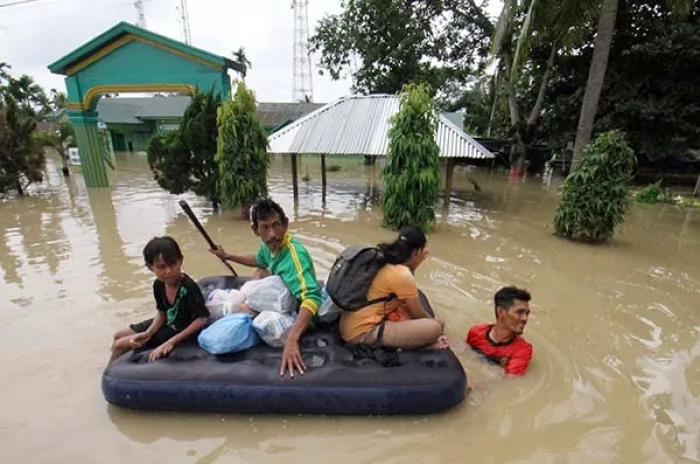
[{"xmin": 0, "ymin": 0, "xmax": 501, "ymax": 104}]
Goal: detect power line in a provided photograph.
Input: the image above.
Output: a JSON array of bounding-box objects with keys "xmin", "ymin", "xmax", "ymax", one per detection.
[
  {"xmin": 0, "ymin": 0, "xmax": 160, "ymax": 29},
  {"xmin": 0, "ymin": 0, "xmax": 40, "ymax": 9}
]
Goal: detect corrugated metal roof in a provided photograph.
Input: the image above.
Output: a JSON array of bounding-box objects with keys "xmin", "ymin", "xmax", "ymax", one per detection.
[
  {"xmin": 268, "ymin": 94, "xmax": 494, "ymax": 159},
  {"xmin": 95, "ymin": 99, "xmax": 144, "ymax": 125},
  {"xmin": 257, "ymin": 102, "xmax": 325, "ymax": 128}
]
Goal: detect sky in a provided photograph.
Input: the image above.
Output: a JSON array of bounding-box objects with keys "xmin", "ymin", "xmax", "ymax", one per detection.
[{"xmin": 0, "ymin": 0, "xmax": 502, "ymax": 104}]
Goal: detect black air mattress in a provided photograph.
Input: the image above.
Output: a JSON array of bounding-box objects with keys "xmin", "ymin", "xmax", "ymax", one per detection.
[{"xmin": 102, "ymin": 275, "xmax": 467, "ymax": 415}]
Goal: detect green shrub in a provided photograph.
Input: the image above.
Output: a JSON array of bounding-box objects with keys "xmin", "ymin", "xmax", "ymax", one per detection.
[
  {"xmin": 553, "ymin": 130, "xmax": 637, "ymax": 242},
  {"xmin": 636, "ymin": 180, "xmax": 675, "ymax": 204},
  {"xmin": 636, "ymin": 180, "xmax": 662, "ymax": 203},
  {"xmin": 146, "ymin": 88, "xmax": 222, "ymax": 209},
  {"xmin": 216, "ymin": 81, "xmax": 269, "ymax": 215},
  {"xmin": 380, "ymin": 83, "xmax": 441, "ymax": 232}
]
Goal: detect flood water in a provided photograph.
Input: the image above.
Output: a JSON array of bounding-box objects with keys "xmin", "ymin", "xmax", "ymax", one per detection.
[{"xmin": 1, "ymin": 152, "xmax": 699, "ymax": 463}]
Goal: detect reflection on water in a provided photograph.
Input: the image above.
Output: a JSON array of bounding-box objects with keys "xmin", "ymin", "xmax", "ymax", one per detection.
[{"xmin": 1, "ymin": 152, "xmax": 699, "ymax": 463}]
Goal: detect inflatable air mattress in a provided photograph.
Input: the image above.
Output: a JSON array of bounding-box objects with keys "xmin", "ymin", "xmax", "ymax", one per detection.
[{"xmin": 102, "ymin": 276, "xmax": 467, "ymax": 415}]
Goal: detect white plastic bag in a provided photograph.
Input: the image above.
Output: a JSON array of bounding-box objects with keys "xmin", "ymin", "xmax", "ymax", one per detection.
[
  {"xmin": 240, "ymin": 276, "xmax": 297, "ymax": 314},
  {"xmin": 252, "ymin": 310, "xmax": 296, "ymax": 347},
  {"xmin": 205, "ymin": 289, "xmax": 246, "ymax": 320}
]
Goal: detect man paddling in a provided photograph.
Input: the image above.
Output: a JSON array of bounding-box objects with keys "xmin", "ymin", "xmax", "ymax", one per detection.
[
  {"xmin": 466, "ymin": 286, "xmax": 533, "ymax": 379},
  {"xmin": 209, "ymin": 197, "xmax": 322, "ymax": 378}
]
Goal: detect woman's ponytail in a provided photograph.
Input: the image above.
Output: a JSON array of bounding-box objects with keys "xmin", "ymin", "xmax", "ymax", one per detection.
[{"xmin": 377, "ymin": 226, "xmax": 427, "ymax": 265}]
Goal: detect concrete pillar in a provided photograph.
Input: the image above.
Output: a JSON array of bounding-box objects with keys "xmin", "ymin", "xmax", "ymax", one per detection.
[
  {"xmin": 68, "ymin": 110, "xmax": 109, "ymax": 187},
  {"xmin": 105, "ymin": 129, "xmax": 116, "ymax": 164}
]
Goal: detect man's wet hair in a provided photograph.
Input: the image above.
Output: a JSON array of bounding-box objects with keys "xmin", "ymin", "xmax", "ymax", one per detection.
[
  {"xmin": 143, "ymin": 236, "xmax": 183, "ymax": 267},
  {"xmin": 250, "ymin": 197, "xmax": 288, "ymax": 228},
  {"xmin": 494, "ymin": 286, "xmax": 531, "ymax": 318}
]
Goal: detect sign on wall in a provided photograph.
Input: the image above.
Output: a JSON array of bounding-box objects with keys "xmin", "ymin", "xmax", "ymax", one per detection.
[{"xmin": 68, "ymin": 147, "xmax": 81, "ymax": 166}]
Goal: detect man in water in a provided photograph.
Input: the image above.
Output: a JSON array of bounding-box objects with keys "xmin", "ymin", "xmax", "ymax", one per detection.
[
  {"xmin": 210, "ymin": 197, "xmax": 322, "ymax": 378},
  {"xmin": 466, "ymin": 286, "xmax": 533, "ymax": 377}
]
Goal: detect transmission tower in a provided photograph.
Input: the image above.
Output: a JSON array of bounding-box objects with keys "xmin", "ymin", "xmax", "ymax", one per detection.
[
  {"xmin": 177, "ymin": 0, "xmax": 192, "ymax": 45},
  {"xmin": 291, "ymin": 0, "xmax": 313, "ymax": 102},
  {"xmin": 134, "ymin": 0, "xmax": 147, "ymax": 28}
]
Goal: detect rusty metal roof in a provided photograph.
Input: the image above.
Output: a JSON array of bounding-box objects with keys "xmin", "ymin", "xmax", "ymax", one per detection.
[{"xmin": 268, "ymin": 94, "xmax": 494, "ymax": 159}]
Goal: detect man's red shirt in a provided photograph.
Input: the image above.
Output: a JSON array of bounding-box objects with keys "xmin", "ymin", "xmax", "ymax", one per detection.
[{"xmin": 466, "ymin": 324, "xmax": 532, "ymax": 376}]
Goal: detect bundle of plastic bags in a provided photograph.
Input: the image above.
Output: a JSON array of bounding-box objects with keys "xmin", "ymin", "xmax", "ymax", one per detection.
[{"xmin": 200, "ymin": 276, "xmax": 303, "ymax": 351}]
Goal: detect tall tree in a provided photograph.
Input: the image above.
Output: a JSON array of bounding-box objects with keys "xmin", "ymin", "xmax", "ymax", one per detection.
[
  {"xmin": 0, "ymin": 65, "xmax": 47, "ymax": 195},
  {"xmin": 381, "ymin": 82, "xmax": 441, "ymax": 232},
  {"xmin": 309, "ymin": 0, "xmax": 492, "ymax": 95},
  {"xmin": 534, "ymin": 0, "xmax": 700, "ymax": 167},
  {"xmin": 489, "ymin": 0, "xmax": 598, "ymax": 175},
  {"xmin": 147, "ymin": 89, "xmax": 223, "ymax": 209},
  {"xmin": 216, "ymin": 81, "xmax": 269, "ymax": 219},
  {"xmin": 570, "ymin": 0, "xmax": 694, "ymax": 168}
]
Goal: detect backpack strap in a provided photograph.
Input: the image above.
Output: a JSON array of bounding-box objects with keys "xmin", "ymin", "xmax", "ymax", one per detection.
[{"xmin": 365, "ymin": 292, "xmax": 397, "ymax": 307}]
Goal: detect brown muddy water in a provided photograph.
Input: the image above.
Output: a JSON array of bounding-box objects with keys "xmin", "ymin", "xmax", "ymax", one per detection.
[{"xmin": 1, "ymin": 152, "xmax": 699, "ymax": 463}]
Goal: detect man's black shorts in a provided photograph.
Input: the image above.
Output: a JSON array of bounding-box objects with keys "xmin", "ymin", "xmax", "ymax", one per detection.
[{"xmin": 129, "ymin": 318, "xmax": 179, "ymax": 347}]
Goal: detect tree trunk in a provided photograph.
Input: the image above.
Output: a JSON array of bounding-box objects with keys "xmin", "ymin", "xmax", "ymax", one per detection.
[
  {"xmin": 570, "ymin": 0, "xmax": 620, "ymax": 170},
  {"xmin": 693, "ymin": 171, "xmax": 700, "ymax": 197}
]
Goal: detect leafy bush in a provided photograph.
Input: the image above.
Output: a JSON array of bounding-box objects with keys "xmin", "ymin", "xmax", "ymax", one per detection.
[
  {"xmin": 216, "ymin": 81, "xmax": 269, "ymax": 216},
  {"xmin": 380, "ymin": 82, "xmax": 441, "ymax": 232},
  {"xmin": 147, "ymin": 130, "xmax": 190, "ymax": 194},
  {"xmin": 636, "ymin": 180, "xmax": 674, "ymax": 204},
  {"xmin": 553, "ymin": 130, "xmax": 637, "ymax": 242},
  {"xmin": 0, "ymin": 102, "xmax": 45, "ymax": 195},
  {"xmin": 147, "ymin": 89, "xmax": 223, "ymax": 209}
]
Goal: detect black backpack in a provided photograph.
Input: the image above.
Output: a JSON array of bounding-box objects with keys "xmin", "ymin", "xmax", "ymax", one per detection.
[{"xmin": 325, "ymin": 245, "xmax": 395, "ymax": 311}]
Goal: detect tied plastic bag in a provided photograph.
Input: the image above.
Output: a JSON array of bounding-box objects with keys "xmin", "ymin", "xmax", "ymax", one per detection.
[
  {"xmin": 318, "ymin": 287, "xmax": 341, "ymax": 323},
  {"xmin": 197, "ymin": 313, "xmax": 261, "ymax": 354},
  {"xmin": 240, "ymin": 276, "xmax": 297, "ymax": 314},
  {"xmin": 205, "ymin": 289, "xmax": 246, "ymax": 320},
  {"xmin": 252, "ymin": 310, "xmax": 296, "ymax": 347}
]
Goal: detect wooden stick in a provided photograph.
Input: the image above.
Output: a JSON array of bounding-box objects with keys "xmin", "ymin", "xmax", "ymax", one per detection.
[{"xmin": 178, "ymin": 200, "xmax": 238, "ymax": 277}]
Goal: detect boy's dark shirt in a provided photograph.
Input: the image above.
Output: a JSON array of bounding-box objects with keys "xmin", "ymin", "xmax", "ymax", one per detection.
[{"xmin": 153, "ymin": 273, "xmax": 209, "ymax": 332}]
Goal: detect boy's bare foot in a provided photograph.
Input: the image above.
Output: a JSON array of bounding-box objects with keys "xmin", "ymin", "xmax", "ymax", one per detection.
[{"xmin": 426, "ymin": 335, "xmax": 450, "ymax": 350}]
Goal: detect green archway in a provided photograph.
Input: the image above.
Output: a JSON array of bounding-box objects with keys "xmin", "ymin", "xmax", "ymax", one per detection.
[{"xmin": 48, "ymin": 22, "xmax": 245, "ymax": 187}]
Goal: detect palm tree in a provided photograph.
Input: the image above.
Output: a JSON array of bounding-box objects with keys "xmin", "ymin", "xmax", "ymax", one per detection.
[
  {"xmin": 34, "ymin": 122, "xmax": 74, "ymax": 177},
  {"xmin": 232, "ymin": 47, "xmax": 251, "ymax": 80},
  {"xmin": 570, "ymin": 0, "xmax": 693, "ymax": 169}
]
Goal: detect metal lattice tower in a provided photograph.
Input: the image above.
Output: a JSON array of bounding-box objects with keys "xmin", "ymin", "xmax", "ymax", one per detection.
[
  {"xmin": 178, "ymin": 0, "xmax": 192, "ymax": 45},
  {"xmin": 134, "ymin": 0, "xmax": 147, "ymax": 28},
  {"xmin": 291, "ymin": 0, "xmax": 313, "ymax": 102}
]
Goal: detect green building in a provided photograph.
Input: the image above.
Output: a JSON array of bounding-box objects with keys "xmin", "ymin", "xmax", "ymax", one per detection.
[{"xmin": 46, "ymin": 97, "xmax": 324, "ymax": 157}]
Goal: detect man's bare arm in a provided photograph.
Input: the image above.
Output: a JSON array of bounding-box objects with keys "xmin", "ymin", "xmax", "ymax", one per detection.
[{"xmin": 209, "ymin": 246, "xmax": 264, "ymax": 268}]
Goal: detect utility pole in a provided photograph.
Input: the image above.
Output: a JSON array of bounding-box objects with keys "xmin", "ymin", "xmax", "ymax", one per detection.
[
  {"xmin": 134, "ymin": 0, "xmax": 147, "ymax": 29},
  {"xmin": 291, "ymin": 0, "xmax": 313, "ymax": 102}
]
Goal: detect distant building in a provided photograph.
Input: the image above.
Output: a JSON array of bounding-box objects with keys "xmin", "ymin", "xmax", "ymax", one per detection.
[
  {"xmin": 44, "ymin": 97, "xmax": 326, "ymax": 155},
  {"xmin": 44, "ymin": 96, "xmax": 474, "ymax": 158}
]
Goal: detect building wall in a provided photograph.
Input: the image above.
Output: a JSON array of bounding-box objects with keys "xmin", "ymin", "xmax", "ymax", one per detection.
[{"xmin": 107, "ymin": 122, "xmax": 156, "ymax": 153}]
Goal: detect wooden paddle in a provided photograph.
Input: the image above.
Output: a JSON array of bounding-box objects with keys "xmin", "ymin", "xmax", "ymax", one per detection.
[{"xmin": 178, "ymin": 200, "xmax": 238, "ymax": 277}]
